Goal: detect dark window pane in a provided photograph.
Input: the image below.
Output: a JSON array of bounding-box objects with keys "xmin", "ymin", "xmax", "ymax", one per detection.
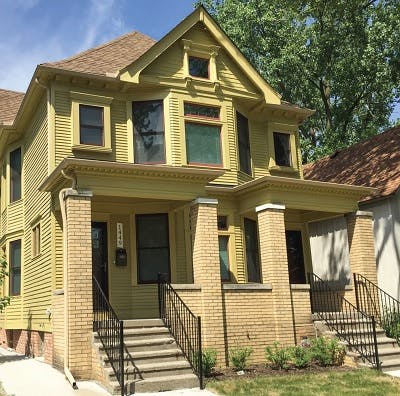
[
  {"xmin": 273, "ymin": 132, "xmax": 292, "ymax": 167},
  {"xmin": 10, "ymin": 239, "xmax": 21, "ymax": 295},
  {"xmin": 79, "ymin": 105, "xmax": 104, "ymax": 146},
  {"xmin": 219, "ymin": 235, "xmax": 230, "ymax": 281},
  {"xmin": 237, "ymin": 112, "xmax": 251, "ymax": 174},
  {"xmin": 185, "ymin": 123, "xmax": 221, "ymax": 165},
  {"xmin": 217, "ymin": 216, "xmax": 228, "ymax": 231},
  {"xmin": 133, "ymin": 100, "xmax": 165, "ymax": 164},
  {"xmin": 10, "ymin": 147, "xmax": 21, "ymax": 202},
  {"xmin": 184, "ymin": 103, "xmax": 219, "ymax": 119},
  {"xmin": 136, "ymin": 214, "xmax": 170, "ymax": 283},
  {"xmin": 244, "ymin": 218, "xmax": 261, "ymax": 283},
  {"xmin": 286, "ymin": 230, "xmax": 306, "ymax": 284},
  {"xmin": 189, "ymin": 57, "xmax": 209, "ymax": 78}
]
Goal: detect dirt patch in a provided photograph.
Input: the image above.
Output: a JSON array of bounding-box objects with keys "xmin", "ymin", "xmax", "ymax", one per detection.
[{"xmin": 207, "ymin": 363, "xmax": 357, "ymax": 382}]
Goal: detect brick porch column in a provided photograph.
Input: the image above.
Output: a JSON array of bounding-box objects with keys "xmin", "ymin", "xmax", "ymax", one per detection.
[
  {"xmin": 346, "ymin": 210, "xmax": 378, "ymax": 284},
  {"xmin": 64, "ymin": 189, "xmax": 93, "ymax": 378},
  {"xmin": 256, "ymin": 203, "xmax": 295, "ymax": 345},
  {"xmin": 190, "ymin": 198, "xmax": 225, "ymax": 363}
]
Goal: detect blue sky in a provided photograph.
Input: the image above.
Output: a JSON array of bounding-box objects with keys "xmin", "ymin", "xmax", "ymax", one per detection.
[
  {"xmin": 0, "ymin": 0, "xmax": 398, "ymax": 121},
  {"xmin": 0, "ymin": 0, "xmax": 195, "ymax": 92}
]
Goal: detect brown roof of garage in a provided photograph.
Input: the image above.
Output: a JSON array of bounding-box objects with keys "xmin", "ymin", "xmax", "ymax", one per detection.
[{"xmin": 303, "ymin": 127, "xmax": 400, "ymax": 202}]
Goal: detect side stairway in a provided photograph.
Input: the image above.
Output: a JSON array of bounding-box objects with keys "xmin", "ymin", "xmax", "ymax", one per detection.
[
  {"xmin": 93, "ymin": 319, "xmax": 199, "ymax": 395},
  {"xmin": 313, "ymin": 312, "xmax": 400, "ymax": 372}
]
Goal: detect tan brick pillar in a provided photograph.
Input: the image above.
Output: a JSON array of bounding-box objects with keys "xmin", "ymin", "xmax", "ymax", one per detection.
[
  {"xmin": 346, "ymin": 211, "xmax": 377, "ymax": 284},
  {"xmin": 190, "ymin": 198, "xmax": 226, "ymax": 363},
  {"xmin": 256, "ymin": 203, "xmax": 295, "ymax": 345},
  {"xmin": 64, "ymin": 189, "xmax": 93, "ymax": 379}
]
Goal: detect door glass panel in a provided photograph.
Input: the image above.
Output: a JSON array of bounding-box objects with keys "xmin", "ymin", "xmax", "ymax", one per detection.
[
  {"xmin": 219, "ymin": 235, "xmax": 230, "ymax": 281},
  {"xmin": 92, "ymin": 222, "xmax": 108, "ymax": 297}
]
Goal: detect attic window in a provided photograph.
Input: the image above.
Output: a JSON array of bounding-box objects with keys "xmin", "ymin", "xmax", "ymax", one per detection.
[
  {"xmin": 273, "ymin": 132, "xmax": 292, "ymax": 167},
  {"xmin": 189, "ymin": 56, "xmax": 209, "ymax": 79}
]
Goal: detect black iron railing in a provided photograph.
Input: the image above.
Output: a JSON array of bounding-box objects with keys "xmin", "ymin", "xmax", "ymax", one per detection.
[
  {"xmin": 158, "ymin": 274, "xmax": 203, "ymax": 389},
  {"xmin": 354, "ymin": 273, "xmax": 400, "ymax": 343},
  {"xmin": 93, "ymin": 276, "xmax": 125, "ymax": 396},
  {"xmin": 309, "ymin": 272, "xmax": 380, "ymax": 369}
]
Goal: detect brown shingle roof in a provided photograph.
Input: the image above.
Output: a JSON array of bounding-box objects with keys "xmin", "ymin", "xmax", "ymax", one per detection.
[
  {"xmin": 0, "ymin": 88, "xmax": 25, "ymax": 125},
  {"xmin": 41, "ymin": 31, "xmax": 156, "ymax": 77},
  {"xmin": 303, "ymin": 127, "xmax": 400, "ymax": 201}
]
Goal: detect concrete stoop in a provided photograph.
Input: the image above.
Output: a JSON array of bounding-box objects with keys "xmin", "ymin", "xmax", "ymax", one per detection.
[
  {"xmin": 313, "ymin": 313, "xmax": 400, "ymax": 372},
  {"xmin": 93, "ymin": 319, "xmax": 199, "ymax": 395}
]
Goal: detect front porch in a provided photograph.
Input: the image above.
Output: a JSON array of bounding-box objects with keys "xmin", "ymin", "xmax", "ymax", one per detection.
[{"xmin": 40, "ymin": 159, "xmax": 376, "ymax": 379}]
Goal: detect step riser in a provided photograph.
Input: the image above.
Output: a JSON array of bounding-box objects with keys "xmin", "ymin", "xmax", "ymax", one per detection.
[
  {"xmin": 123, "ymin": 319, "xmax": 164, "ymax": 328},
  {"xmin": 126, "ymin": 343, "xmax": 177, "ymax": 353},
  {"xmin": 382, "ymin": 365, "xmax": 400, "ymax": 371},
  {"xmin": 105, "ymin": 355, "xmax": 185, "ymax": 366},
  {"xmin": 109, "ymin": 367, "xmax": 194, "ymax": 380},
  {"xmin": 379, "ymin": 354, "xmax": 400, "ymax": 362},
  {"xmin": 96, "ymin": 332, "xmax": 170, "ymax": 341},
  {"xmin": 128, "ymin": 377, "xmax": 199, "ymax": 393}
]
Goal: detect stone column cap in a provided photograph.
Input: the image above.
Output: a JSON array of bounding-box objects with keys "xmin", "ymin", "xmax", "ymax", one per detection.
[
  {"xmin": 64, "ymin": 189, "xmax": 93, "ymax": 198},
  {"xmin": 191, "ymin": 197, "xmax": 218, "ymax": 206},
  {"xmin": 355, "ymin": 210, "xmax": 373, "ymax": 218},
  {"xmin": 255, "ymin": 203, "xmax": 285, "ymax": 213}
]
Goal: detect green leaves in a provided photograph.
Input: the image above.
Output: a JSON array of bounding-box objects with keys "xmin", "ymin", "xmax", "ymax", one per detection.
[{"xmin": 199, "ymin": 0, "xmax": 400, "ymax": 162}]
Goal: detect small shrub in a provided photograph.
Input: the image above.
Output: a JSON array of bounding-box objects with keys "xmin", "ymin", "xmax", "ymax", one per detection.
[
  {"xmin": 229, "ymin": 346, "xmax": 253, "ymax": 371},
  {"xmin": 290, "ymin": 345, "xmax": 311, "ymax": 369},
  {"xmin": 265, "ymin": 341, "xmax": 292, "ymax": 370},
  {"xmin": 383, "ymin": 307, "xmax": 400, "ymax": 344},
  {"xmin": 310, "ymin": 336, "xmax": 345, "ymax": 366},
  {"xmin": 200, "ymin": 349, "xmax": 217, "ymax": 377}
]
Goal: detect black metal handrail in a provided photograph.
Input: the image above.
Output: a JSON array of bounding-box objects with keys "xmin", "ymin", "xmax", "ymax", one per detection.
[
  {"xmin": 157, "ymin": 274, "xmax": 203, "ymax": 389},
  {"xmin": 309, "ymin": 272, "xmax": 380, "ymax": 369},
  {"xmin": 354, "ymin": 273, "xmax": 400, "ymax": 343},
  {"xmin": 93, "ymin": 276, "xmax": 125, "ymax": 396}
]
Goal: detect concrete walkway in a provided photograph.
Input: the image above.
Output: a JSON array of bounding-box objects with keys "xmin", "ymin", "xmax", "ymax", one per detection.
[{"xmin": 0, "ymin": 347, "xmax": 217, "ymax": 396}]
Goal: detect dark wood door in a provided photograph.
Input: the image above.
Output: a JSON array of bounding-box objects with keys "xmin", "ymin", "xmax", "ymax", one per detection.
[
  {"xmin": 286, "ymin": 230, "xmax": 306, "ymax": 284},
  {"xmin": 92, "ymin": 222, "xmax": 108, "ymax": 298}
]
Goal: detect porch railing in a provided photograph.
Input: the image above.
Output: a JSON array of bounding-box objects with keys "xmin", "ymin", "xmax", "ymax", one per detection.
[
  {"xmin": 309, "ymin": 272, "xmax": 380, "ymax": 369},
  {"xmin": 157, "ymin": 274, "xmax": 203, "ymax": 389},
  {"xmin": 93, "ymin": 276, "xmax": 125, "ymax": 396},
  {"xmin": 354, "ymin": 273, "xmax": 400, "ymax": 343}
]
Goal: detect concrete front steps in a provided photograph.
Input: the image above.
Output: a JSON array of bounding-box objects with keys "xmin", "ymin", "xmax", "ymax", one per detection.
[
  {"xmin": 313, "ymin": 313, "xmax": 400, "ymax": 372},
  {"xmin": 93, "ymin": 318, "xmax": 199, "ymax": 395}
]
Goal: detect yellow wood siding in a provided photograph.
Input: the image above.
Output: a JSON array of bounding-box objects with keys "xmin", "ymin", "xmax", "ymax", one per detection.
[
  {"xmin": 168, "ymin": 95, "xmax": 182, "ymax": 166},
  {"xmin": 22, "ymin": 96, "xmax": 52, "ymax": 332},
  {"xmin": 250, "ymin": 120, "xmax": 270, "ymax": 178},
  {"xmin": 54, "ymin": 90, "xmax": 72, "ymax": 165},
  {"xmin": 112, "ymin": 100, "xmax": 129, "ymax": 163}
]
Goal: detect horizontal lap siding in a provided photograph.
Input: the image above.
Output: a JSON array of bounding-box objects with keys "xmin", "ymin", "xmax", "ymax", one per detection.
[
  {"xmin": 54, "ymin": 90, "xmax": 72, "ymax": 165},
  {"xmin": 53, "ymin": 209, "xmax": 63, "ymax": 290},
  {"xmin": 169, "ymin": 96, "xmax": 181, "ymax": 166},
  {"xmin": 22, "ymin": 96, "xmax": 52, "ymax": 332},
  {"xmin": 250, "ymin": 120, "xmax": 269, "ymax": 178},
  {"xmin": 112, "ymin": 100, "xmax": 128, "ymax": 162},
  {"xmin": 7, "ymin": 201, "xmax": 23, "ymax": 234}
]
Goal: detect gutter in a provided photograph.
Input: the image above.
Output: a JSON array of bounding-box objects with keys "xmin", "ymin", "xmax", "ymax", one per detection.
[{"xmin": 59, "ymin": 170, "xmax": 79, "ymax": 390}]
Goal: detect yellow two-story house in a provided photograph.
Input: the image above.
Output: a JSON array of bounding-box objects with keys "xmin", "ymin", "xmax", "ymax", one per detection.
[{"xmin": 0, "ymin": 6, "xmax": 377, "ymax": 394}]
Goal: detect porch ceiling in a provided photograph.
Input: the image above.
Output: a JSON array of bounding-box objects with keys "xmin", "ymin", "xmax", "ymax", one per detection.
[
  {"xmin": 39, "ymin": 157, "xmax": 224, "ymax": 201},
  {"xmin": 206, "ymin": 175, "xmax": 376, "ymax": 214}
]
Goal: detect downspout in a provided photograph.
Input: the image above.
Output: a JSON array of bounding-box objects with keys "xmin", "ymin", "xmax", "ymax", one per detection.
[{"xmin": 59, "ymin": 170, "xmax": 78, "ymax": 390}]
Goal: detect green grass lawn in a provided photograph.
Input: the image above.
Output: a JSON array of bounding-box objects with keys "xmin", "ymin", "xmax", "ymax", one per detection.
[{"xmin": 207, "ymin": 368, "xmax": 400, "ymax": 396}]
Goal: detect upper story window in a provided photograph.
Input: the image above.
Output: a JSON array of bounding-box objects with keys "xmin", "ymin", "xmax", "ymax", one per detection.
[
  {"xmin": 189, "ymin": 56, "xmax": 209, "ymax": 79},
  {"xmin": 79, "ymin": 105, "xmax": 104, "ymax": 146},
  {"xmin": 71, "ymin": 91, "xmax": 112, "ymax": 152},
  {"xmin": 9, "ymin": 239, "xmax": 21, "ymax": 296},
  {"xmin": 273, "ymin": 132, "xmax": 292, "ymax": 167},
  {"xmin": 236, "ymin": 112, "xmax": 251, "ymax": 175},
  {"xmin": 133, "ymin": 100, "xmax": 165, "ymax": 164},
  {"xmin": 10, "ymin": 147, "xmax": 22, "ymax": 203},
  {"xmin": 184, "ymin": 103, "xmax": 222, "ymax": 167}
]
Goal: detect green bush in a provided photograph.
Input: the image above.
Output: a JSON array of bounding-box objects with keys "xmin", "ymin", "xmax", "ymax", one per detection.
[
  {"xmin": 200, "ymin": 349, "xmax": 217, "ymax": 377},
  {"xmin": 265, "ymin": 341, "xmax": 292, "ymax": 370},
  {"xmin": 229, "ymin": 347, "xmax": 253, "ymax": 371},
  {"xmin": 310, "ymin": 336, "xmax": 345, "ymax": 366},
  {"xmin": 383, "ymin": 307, "xmax": 400, "ymax": 344},
  {"xmin": 290, "ymin": 345, "xmax": 311, "ymax": 369}
]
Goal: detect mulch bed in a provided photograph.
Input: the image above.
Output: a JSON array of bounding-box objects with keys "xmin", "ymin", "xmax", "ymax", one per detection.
[{"xmin": 207, "ymin": 364, "xmax": 357, "ymax": 382}]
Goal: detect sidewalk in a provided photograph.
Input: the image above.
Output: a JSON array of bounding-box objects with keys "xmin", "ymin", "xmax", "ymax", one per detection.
[{"xmin": 0, "ymin": 347, "xmax": 217, "ymax": 396}]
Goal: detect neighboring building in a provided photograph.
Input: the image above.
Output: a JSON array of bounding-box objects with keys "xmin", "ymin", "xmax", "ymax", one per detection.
[
  {"xmin": 0, "ymin": 6, "xmax": 376, "ymax": 392},
  {"xmin": 304, "ymin": 127, "xmax": 400, "ymax": 298}
]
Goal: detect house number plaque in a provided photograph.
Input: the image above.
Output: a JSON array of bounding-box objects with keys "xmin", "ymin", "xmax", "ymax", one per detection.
[{"xmin": 116, "ymin": 223, "xmax": 124, "ymax": 248}]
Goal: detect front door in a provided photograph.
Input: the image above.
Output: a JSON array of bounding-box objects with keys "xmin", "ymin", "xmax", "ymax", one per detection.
[
  {"xmin": 92, "ymin": 222, "xmax": 108, "ymax": 297},
  {"xmin": 286, "ymin": 230, "xmax": 306, "ymax": 284}
]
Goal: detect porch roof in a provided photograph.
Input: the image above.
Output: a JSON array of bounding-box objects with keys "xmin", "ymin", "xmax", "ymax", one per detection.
[
  {"xmin": 39, "ymin": 157, "xmax": 224, "ymax": 201},
  {"xmin": 206, "ymin": 174, "xmax": 376, "ymax": 214}
]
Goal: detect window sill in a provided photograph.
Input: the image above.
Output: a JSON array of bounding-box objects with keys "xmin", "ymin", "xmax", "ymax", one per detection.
[
  {"xmin": 9, "ymin": 198, "xmax": 23, "ymax": 206},
  {"xmin": 290, "ymin": 284, "xmax": 310, "ymax": 290},
  {"xmin": 269, "ymin": 165, "xmax": 298, "ymax": 174},
  {"xmin": 184, "ymin": 164, "xmax": 228, "ymax": 171},
  {"xmin": 72, "ymin": 145, "xmax": 112, "ymax": 153},
  {"xmin": 171, "ymin": 284, "xmax": 201, "ymax": 291},
  {"xmin": 222, "ymin": 283, "xmax": 272, "ymax": 291}
]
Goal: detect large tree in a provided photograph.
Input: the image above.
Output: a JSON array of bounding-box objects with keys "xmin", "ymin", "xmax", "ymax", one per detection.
[{"xmin": 199, "ymin": 0, "xmax": 400, "ymax": 162}]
